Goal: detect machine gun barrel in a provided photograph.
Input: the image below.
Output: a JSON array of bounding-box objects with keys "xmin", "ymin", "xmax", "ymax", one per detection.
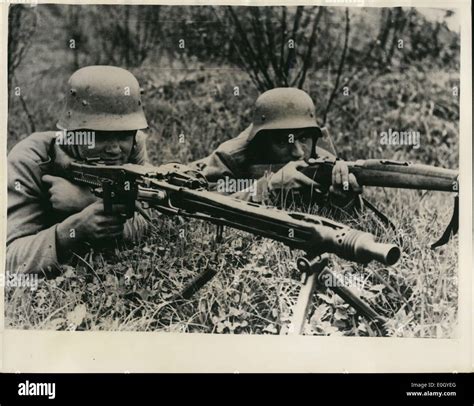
[{"xmin": 139, "ymin": 178, "xmax": 400, "ymax": 266}]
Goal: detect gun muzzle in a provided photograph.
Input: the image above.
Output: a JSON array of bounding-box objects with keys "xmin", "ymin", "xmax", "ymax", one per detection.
[
  {"xmin": 356, "ymin": 240, "xmax": 401, "ymax": 266},
  {"xmin": 322, "ymin": 228, "xmax": 401, "ymax": 266},
  {"xmin": 345, "ymin": 230, "xmax": 400, "ymax": 265}
]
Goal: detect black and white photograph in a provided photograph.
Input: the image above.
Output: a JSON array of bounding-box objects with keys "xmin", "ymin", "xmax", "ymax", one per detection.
[{"xmin": 5, "ymin": 2, "xmax": 461, "ymax": 342}]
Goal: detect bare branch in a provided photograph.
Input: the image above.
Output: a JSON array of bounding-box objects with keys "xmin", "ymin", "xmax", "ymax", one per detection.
[
  {"xmin": 284, "ymin": 6, "xmax": 303, "ymax": 82},
  {"xmin": 323, "ymin": 8, "xmax": 350, "ymax": 125},
  {"xmin": 293, "ymin": 7, "xmax": 325, "ymax": 88}
]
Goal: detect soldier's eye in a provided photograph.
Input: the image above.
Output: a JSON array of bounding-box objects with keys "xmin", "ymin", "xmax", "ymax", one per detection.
[{"xmin": 116, "ymin": 134, "xmax": 133, "ymax": 144}]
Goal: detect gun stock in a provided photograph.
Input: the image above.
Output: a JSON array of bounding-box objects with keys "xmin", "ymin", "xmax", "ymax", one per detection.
[
  {"xmin": 249, "ymin": 158, "xmax": 459, "ymax": 192},
  {"xmin": 343, "ymin": 159, "xmax": 458, "ymax": 192}
]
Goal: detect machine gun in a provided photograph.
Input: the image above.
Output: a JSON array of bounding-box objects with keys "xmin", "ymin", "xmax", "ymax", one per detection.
[
  {"xmin": 249, "ymin": 157, "xmax": 459, "ymax": 248},
  {"xmin": 63, "ymin": 159, "xmax": 402, "ymax": 335}
]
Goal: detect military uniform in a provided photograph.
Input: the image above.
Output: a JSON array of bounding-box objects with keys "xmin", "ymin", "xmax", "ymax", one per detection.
[
  {"xmin": 191, "ymin": 87, "xmax": 358, "ymax": 211},
  {"xmin": 7, "ymin": 131, "xmax": 150, "ymax": 275},
  {"xmin": 191, "ymin": 124, "xmax": 340, "ymax": 204},
  {"xmin": 7, "ymin": 66, "xmax": 151, "ymax": 275}
]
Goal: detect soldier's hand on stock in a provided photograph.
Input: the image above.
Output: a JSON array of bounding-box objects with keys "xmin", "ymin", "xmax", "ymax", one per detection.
[
  {"xmin": 329, "ymin": 160, "xmax": 363, "ymax": 206},
  {"xmin": 43, "ymin": 174, "xmax": 98, "ymax": 213},
  {"xmin": 268, "ymin": 160, "xmax": 323, "ymax": 193},
  {"xmin": 56, "ymin": 201, "xmax": 127, "ymax": 251}
]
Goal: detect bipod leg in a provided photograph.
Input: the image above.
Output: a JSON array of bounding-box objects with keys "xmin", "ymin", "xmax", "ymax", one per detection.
[
  {"xmin": 319, "ymin": 268, "xmax": 388, "ymax": 336},
  {"xmin": 281, "ymin": 254, "xmax": 329, "ymax": 335},
  {"xmin": 282, "ymin": 255, "xmax": 388, "ymax": 336}
]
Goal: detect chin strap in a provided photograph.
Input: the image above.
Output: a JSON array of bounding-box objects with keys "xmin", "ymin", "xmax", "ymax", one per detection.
[{"xmin": 431, "ymin": 194, "xmax": 459, "ymax": 249}]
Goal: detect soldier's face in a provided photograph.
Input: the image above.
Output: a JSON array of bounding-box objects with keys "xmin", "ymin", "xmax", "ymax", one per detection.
[
  {"xmin": 78, "ymin": 130, "xmax": 136, "ymax": 165},
  {"xmin": 265, "ymin": 129, "xmax": 314, "ymax": 164}
]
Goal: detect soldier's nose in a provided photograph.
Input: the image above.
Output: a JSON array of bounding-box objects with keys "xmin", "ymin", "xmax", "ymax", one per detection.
[
  {"xmin": 291, "ymin": 142, "xmax": 305, "ymax": 159},
  {"xmin": 105, "ymin": 138, "xmax": 121, "ymax": 153}
]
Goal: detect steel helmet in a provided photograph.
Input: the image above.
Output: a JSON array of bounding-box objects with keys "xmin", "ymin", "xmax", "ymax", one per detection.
[
  {"xmin": 57, "ymin": 65, "xmax": 148, "ymax": 131},
  {"xmin": 248, "ymin": 87, "xmax": 320, "ymax": 141}
]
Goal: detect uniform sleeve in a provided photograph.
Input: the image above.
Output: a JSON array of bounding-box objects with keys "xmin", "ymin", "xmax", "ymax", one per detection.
[
  {"xmin": 229, "ymin": 175, "xmax": 273, "ymax": 204},
  {"xmin": 6, "ymin": 150, "xmax": 60, "ymax": 274},
  {"xmin": 189, "ymin": 148, "xmax": 238, "ymax": 183},
  {"xmin": 193, "ymin": 147, "xmax": 275, "ymax": 204}
]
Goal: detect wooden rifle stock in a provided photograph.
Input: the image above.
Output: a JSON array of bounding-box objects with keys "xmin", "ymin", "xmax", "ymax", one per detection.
[{"xmin": 249, "ymin": 158, "xmax": 459, "ymax": 192}]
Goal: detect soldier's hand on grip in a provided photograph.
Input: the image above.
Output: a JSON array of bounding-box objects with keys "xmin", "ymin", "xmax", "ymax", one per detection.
[
  {"xmin": 43, "ymin": 174, "xmax": 97, "ymax": 213},
  {"xmin": 56, "ymin": 201, "xmax": 127, "ymax": 250}
]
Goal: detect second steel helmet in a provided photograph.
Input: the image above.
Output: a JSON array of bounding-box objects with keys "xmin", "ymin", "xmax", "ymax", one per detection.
[
  {"xmin": 248, "ymin": 87, "xmax": 320, "ymax": 141},
  {"xmin": 57, "ymin": 65, "xmax": 148, "ymax": 131}
]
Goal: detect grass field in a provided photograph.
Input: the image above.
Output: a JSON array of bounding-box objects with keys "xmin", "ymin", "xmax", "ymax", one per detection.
[{"xmin": 5, "ymin": 58, "xmax": 459, "ymax": 336}]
